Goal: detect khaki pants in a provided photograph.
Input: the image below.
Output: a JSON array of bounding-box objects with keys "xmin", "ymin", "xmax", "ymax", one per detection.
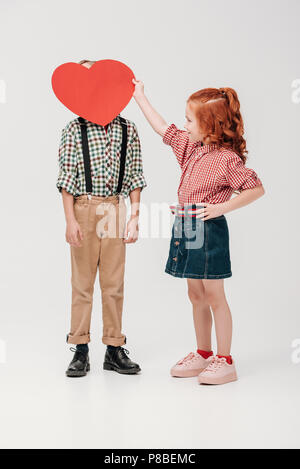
[{"xmin": 67, "ymin": 194, "xmax": 127, "ymax": 346}]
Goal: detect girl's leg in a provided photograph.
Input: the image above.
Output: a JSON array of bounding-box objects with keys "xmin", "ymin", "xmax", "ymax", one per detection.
[
  {"xmin": 187, "ymin": 278, "xmax": 213, "ymax": 351},
  {"xmin": 202, "ymin": 279, "xmax": 232, "ymax": 356}
]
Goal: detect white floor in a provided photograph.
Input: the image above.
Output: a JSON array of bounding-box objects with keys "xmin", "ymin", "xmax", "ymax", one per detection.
[{"xmin": 0, "ymin": 335, "xmax": 299, "ymax": 449}]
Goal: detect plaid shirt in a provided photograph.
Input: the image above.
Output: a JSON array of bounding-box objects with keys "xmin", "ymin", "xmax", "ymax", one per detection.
[
  {"xmin": 163, "ymin": 123, "xmax": 263, "ymax": 205},
  {"xmin": 56, "ymin": 115, "xmax": 147, "ymax": 198}
]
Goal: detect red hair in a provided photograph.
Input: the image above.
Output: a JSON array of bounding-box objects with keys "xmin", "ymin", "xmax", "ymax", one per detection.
[{"xmin": 188, "ymin": 87, "xmax": 247, "ymax": 163}]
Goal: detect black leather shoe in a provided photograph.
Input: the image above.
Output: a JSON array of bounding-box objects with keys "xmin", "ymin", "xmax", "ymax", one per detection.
[
  {"xmin": 103, "ymin": 346, "xmax": 141, "ymax": 374},
  {"xmin": 66, "ymin": 347, "xmax": 90, "ymax": 377}
]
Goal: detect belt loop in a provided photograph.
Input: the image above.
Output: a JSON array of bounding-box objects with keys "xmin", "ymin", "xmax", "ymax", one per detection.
[
  {"xmin": 183, "ymin": 203, "xmax": 188, "ymax": 227},
  {"xmin": 192, "ymin": 203, "xmax": 196, "ymax": 231}
]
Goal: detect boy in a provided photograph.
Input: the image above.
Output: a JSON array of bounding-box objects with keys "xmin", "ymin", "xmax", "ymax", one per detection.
[{"xmin": 56, "ymin": 59, "xmax": 147, "ymax": 377}]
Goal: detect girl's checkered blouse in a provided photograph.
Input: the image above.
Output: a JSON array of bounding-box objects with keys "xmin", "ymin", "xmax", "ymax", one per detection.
[{"xmin": 163, "ymin": 123, "xmax": 263, "ymax": 205}]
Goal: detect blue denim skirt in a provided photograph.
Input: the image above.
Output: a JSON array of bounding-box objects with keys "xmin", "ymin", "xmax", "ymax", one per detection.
[{"xmin": 165, "ymin": 205, "xmax": 232, "ymax": 279}]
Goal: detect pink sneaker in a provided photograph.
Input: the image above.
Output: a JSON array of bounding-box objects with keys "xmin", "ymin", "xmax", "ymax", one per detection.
[
  {"xmin": 197, "ymin": 356, "xmax": 238, "ymax": 385},
  {"xmin": 170, "ymin": 352, "xmax": 213, "ymax": 378}
]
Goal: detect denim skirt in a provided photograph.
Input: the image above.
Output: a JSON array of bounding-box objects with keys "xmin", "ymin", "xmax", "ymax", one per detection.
[{"xmin": 165, "ymin": 206, "xmax": 232, "ymax": 279}]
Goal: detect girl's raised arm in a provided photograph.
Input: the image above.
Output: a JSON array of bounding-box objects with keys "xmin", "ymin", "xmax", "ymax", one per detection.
[{"xmin": 132, "ymin": 78, "xmax": 169, "ymax": 137}]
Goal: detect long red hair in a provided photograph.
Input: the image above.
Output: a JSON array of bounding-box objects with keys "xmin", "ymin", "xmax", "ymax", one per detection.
[{"xmin": 188, "ymin": 87, "xmax": 247, "ymax": 163}]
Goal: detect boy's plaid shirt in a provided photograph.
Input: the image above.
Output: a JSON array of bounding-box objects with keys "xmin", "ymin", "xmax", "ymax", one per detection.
[{"xmin": 56, "ymin": 114, "xmax": 147, "ymax": 198}]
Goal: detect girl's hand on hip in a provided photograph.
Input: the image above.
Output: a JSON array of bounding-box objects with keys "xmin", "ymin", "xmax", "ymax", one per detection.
[
  {"xmin": 132, "ymin": 78, "xmax": 144, "ymax": 99},
  {"xmin": 194, "ymin": 203, "xmax": 226, "ymax": 221}
]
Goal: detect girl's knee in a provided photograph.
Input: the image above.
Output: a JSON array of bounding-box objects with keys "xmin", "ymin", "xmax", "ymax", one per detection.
[
  {"xmin": 188, "ymin": 288, "xmax": 205, "ymax": 305},
  {"xmin": 203, "ymin": 286, "xmax": 225, "ymax": 309},
  {"xmin": 203, "ymin": 280, "xmax": 225, "ymax": 308}
]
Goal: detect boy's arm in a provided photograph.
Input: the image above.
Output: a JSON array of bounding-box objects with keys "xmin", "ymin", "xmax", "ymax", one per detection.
[
  {"xmin": 128, "ymin": 123, "xmax": 147, "ymax": 194},
  {"xmin": 56, "ymin": 126, "xmax": 77, "ymax": 222},
  {"xmin": 61, "ymin": 188, "xmax": 76, "ymax": 222},
  {"xmin": 123, "ymin": 124, "xmax": 146, "ymax": 243},
  {"xmin": 123, "ymin": 187, "xmax": 141, "ymax": 244},
  {"xmin": 56, "ymin": 127, "xmax": 78, "ymax": 196},
  {"xmin": 56, "ymin": 126, "xmax": 82, "ymax": 246},
  {"xmin": 128, "ymin": 187, "xmax": 141, "ymax": 219}
]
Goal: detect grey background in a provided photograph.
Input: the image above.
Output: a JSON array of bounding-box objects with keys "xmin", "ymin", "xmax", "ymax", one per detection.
[{"xmin": 0, "ymin": 0, "xmax": 299, "ymax": 449}]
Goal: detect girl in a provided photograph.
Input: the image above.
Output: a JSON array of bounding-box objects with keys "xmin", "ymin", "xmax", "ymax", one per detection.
[{"xmin": 132, "ymin": 81, "xmax": 265, "ymax": 385}]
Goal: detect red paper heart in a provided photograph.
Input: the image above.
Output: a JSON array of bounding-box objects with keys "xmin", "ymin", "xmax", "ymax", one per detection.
[{"xmin": 51, "ymin": 59, "xmax": 135, "ymax": 125}]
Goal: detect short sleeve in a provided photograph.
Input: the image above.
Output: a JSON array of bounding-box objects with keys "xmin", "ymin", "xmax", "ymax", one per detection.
[
  {"xmin": 56, "ymin": 127, "xmax": 78, "ymax": 196},
  {"xmin": 162, "ymin": 123, "xmax": 190, "ymax": 168},
  {"xmin": 223, "ymin": 152, "xmax": 263, "ymax": 193},
  {"xmin": 129, "ymin": 124, "xmax": 147, "ymax": 193}
]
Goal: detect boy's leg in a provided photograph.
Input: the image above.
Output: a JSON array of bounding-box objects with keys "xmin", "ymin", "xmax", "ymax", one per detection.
[
  {"xmin": 98, "ymin": 199, "xmax": 127, "ymax": 346},
  {"xmin": 67, "ymin": 201, "xmax": 100, "ymax": 345}
]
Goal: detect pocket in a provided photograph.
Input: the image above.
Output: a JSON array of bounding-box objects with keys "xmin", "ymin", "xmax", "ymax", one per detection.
[
  {"xmin": 117, "ymin": 200, "xmax": 127, "ymax": 238},
  {"xmin": 169, "ymin": 224, "xmax": 178, "ymax": 253},
  {"xmin": 102, "ymin": 201, "xmax": 127, "ymax": 239},
  {"xmin": 74, "ymin": 202, "xmax": 88, "ymax": 226}
]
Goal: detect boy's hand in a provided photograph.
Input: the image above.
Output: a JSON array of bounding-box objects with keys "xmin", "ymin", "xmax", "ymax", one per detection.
[
  {"xmin": 123, "ymin": 216, "xmax": 139, "ymax": 244},
  {"xmin": 132, "ymin": 78, "xmax": 144, "ymax": 99},
  {"xmin": 66, "ymin": 219, "xmax": 84, "ymax": 247}
]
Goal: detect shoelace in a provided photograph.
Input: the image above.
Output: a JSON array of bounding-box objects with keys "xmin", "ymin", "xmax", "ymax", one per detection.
[
  {"xmin": 177, "ymin": 352, "xmax": 199, "ymax": 366},
  {"xmin": 119, "ymin": 347, "xmax": 130, "ymax": 358},
  {"xmin": 70, "ymin": 347, "xmax": 88, "ymax": 358},
  {"xmin": 203, "ymin": 357, "xmax": 227, "ymax": 373}
]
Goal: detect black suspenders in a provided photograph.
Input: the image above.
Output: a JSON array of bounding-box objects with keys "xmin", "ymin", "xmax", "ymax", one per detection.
[
  {"xmin": 117, "ymin": 116, "xmax": 128, "ymax": 194},
  {"xmin": 78, "ymin": 117, "xmax": 93, "ymax": 193},
  {"xmin": 78, "ymin": 116, "xmax": 128, "ymax": 197}
]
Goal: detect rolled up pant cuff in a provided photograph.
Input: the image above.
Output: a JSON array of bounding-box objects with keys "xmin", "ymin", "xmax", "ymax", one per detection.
[
  {"xmin": 102, "ymin": 336, "xmax": 126, "ymax": 347},
  {"xmin": 67, "ymin": 333, "xmax": 90, "ymax": 345}
]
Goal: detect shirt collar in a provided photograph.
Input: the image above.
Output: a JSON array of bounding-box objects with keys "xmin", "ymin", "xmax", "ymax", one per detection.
[
  {"xmin": 193, "ymin": 141, "xmax": 218, "ymax": 154},
  {"xmin": 81, "ymin": 114, "xmax": 120, "ymax": 128},
  {"xmin": 104, "ymin": 114, "xmax": 121, "ymax": 129}
]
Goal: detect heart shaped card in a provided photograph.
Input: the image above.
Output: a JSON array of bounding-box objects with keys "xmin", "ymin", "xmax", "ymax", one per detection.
[{"xmin": 51, "ymin": 59, "xmax": 135, "ymax": 125}]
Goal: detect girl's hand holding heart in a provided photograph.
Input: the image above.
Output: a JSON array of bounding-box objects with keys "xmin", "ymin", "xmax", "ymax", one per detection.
[
  {"xmin": 131, "ymin": 78, "xmax": 168, "ymax": 136},
  {"xmin": 132, "ymin": 78, "xmax": 144, "ymax": 99}
]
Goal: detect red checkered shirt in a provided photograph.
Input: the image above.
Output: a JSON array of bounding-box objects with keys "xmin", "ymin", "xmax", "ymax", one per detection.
[{"xmin": 163, "ymin": 123, "xmax": 263, "ymax": 206}]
